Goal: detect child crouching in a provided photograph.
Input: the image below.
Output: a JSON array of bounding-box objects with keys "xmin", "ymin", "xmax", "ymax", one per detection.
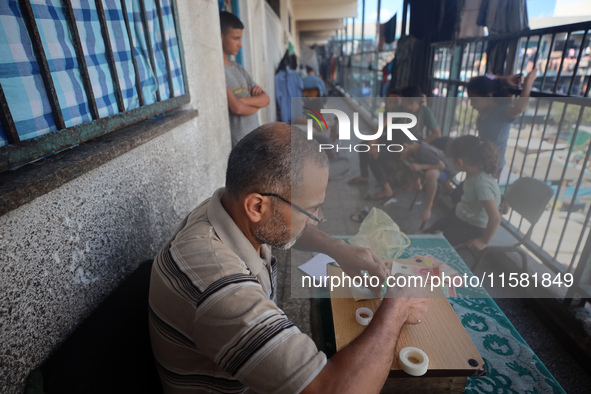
[{"xmin": 424, "ymin": 135, "xmax": 501, "ymax": 251}]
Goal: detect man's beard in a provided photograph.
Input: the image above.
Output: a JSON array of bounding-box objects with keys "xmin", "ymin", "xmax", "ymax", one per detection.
[{"xmin": 254, "ymin": 206, "xmax": 305, "ymax": 250}]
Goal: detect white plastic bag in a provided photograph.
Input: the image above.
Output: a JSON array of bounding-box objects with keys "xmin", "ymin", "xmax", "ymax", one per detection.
[{"xmin": 348, "ymin": 207, "xmax": 410, "ymax": 259}]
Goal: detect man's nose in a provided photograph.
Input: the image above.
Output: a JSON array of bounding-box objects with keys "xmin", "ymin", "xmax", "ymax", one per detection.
[{"xmin": 306, "ymin": 216, "xmax": 318, "ymax": 227}]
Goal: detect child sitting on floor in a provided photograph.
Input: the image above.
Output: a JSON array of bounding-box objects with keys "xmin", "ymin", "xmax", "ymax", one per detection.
[
  {"xmin": 399, "ymin": 138, "xmax": 453, "ymax": 224},
  {"xmin": 424, "ymin": 135, "xmax": 501, "ymax": 251},
  {"xmin": 400, "ymin": 85, "xmax": 441, "ymax": 143}
]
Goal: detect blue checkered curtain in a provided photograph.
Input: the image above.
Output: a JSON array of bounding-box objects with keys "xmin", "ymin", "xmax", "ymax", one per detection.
[
  {"xmin": 155, "ymin": 0, "xmax": 184, "ymax": 97},
  {"xmin": 0, "ymin": 1, "xmax": 59, "ymax": 145},
  {"xmin": 0, "ymin": 0, "xmax": 185, "ymax": 148}
]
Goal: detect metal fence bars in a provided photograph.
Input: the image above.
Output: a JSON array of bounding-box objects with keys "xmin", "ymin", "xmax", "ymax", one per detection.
[{"xmin": 427, "ymin": 21, "xmax": 591, "ymax": 302}]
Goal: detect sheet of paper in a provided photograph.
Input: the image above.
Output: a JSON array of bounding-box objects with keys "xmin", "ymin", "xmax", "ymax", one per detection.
[
  {"xmin": 390, "ymin": 261, "xmax": 418, "ymax": 276},
  {"xmin": 411, "ymin": 254, "xmax": 462, "ymax": 298},
  {"xmin": 298, "ymin": 253, "xmax": 336, "ymax": 282}
]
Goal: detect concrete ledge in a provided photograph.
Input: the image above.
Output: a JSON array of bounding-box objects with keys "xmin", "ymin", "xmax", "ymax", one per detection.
[{"xmin": 0, "ymin": 109, "xmax": 199, "ymax": 217}]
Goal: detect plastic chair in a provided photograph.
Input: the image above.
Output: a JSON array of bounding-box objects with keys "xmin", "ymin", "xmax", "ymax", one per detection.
[{"xmin": 460, "ymin": 177, "xmax": 554, "ymax": 272}]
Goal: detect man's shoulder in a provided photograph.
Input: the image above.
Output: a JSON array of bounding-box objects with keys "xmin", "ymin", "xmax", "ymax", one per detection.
[
  {"xmin": 225, "ymin": 60, "xmax": 242, "ymax": 69},
  {"xmin": 419, "ymin": 104, "xmax": 435, "ymax": 116},
  {"xmin": 226, "ymin": 60, "xmax": 249, "ymax": 75},
  {"xmin": 417, "ymin": 140, "xmax": 433, "ymax": 152},
  {"xmin": 420, "ymin": 140, "xmax": 442, "ymax": 153},
  {"xmin": 162, "ymin": 203, "xmax": 253, "ymax": 291}
]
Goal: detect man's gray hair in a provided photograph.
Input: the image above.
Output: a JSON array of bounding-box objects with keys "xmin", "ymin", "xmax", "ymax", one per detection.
[{"xmin": 225, "ymin": 123, "xmax": 328, "ymax": 200}]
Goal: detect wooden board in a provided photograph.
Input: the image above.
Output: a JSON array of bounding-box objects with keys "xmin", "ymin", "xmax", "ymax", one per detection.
[
  {"xmin": 328, "ymin": 260, "xmax": 485, "ymax": 378},
  {"xmin": 381, "ymin": 377, "xmax": 467, "ymax": 393}
]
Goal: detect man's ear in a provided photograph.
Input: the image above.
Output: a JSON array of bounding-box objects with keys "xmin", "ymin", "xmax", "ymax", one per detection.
[{"xmin": 243, "ymin": 193, "xmax": 270, "ymax": 223}]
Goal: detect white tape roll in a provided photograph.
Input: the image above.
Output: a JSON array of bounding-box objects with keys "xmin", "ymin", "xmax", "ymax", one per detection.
[
  {"xmin": 355, "ymin": 307, "xmax": 373, "ymax": 326},
  {"xmin": 398, "ymin": 346, "xmax": 429, "ymax": 376}
]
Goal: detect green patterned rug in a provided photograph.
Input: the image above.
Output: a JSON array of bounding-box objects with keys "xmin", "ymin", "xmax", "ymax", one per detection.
[{"xmin": 401, "ymin": 234, "xmax": 565, "ymax": 394}]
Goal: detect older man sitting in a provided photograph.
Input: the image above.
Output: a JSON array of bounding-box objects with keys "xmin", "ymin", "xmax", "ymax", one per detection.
[{"xmin": 149, "ymin": 122, "xmax": 428, "ymax": 393}]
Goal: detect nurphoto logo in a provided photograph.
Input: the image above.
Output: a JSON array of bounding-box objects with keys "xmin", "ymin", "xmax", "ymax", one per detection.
[{"xmin": 305, "ymin": 108, "xmax": 418, "ymax": 152}]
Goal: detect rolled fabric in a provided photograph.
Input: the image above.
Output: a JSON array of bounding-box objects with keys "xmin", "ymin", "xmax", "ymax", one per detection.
[
  {"xmin": 355, "ymin": 307, "xmax": 374, "ymax": 326},
  {"xmin": 398, "ymin": 346, "xmax": 429, "ymax": 376}
]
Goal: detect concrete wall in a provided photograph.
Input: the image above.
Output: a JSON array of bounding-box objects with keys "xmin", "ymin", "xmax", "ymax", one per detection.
[
  {"xmin": 240, "ymin": 0, "xmax": 274, "ymax": 124},
  {"xmin": 281, "ymin": 0, "xmax": 298, "ymax": 56},
  {"xmin": 0, "ymin": 1, "xmax": 231, "ymax": 392}
]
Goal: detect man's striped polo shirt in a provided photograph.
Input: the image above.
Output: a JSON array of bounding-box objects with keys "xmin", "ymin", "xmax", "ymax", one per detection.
[{"xmin": 149, "ymin": 188, "xmax": 327, "ymax": 393}]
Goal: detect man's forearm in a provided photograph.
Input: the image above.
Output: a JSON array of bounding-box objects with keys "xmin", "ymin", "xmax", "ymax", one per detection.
[
  {"xmin": 294, "ymin": 226, "xmax": 389, "ymax": 296},
  {"xmin": 423, "ymin": 128, "xmax": 442, "ymax": 143},
  {"xmin": 302, "ymin": 298, "xmax": 409, "ymax": 393},
  {"xmin": 239, "ymin": 93, "xmax": 269, "ymax": 108},
  {"xmin": 230, "ymin": 101, "xmax": 259, "ymax": 116},
  {"xmin": 294, "ymin": 226, "xmax": 346, "ymax": 256},
  {"xmin": 227, "ymin": 87, "xmax": 260, "ymax": 116}
]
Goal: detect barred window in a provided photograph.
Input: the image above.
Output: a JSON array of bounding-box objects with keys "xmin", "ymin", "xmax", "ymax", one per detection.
[{"xmin": 0, "ymin": 0, "xmax": 189, "ymax": 172}]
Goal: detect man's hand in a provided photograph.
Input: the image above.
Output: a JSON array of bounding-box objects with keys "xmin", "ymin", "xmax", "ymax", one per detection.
[
  {"xmin": 293, "ymin": 227, "xmax": 389, "ymax": 297},
  {"xmin": 250, "ymin": 85, "xmax": 264, "ymax": 96},
  {"xmin": 383, "ymin": 283, "xmax": 429, "ymax": 324},
  {"xmin": 404, "ymin": 297, "xmax": 429, "ymax": 324},
  {"xmin": 409, "ymin": 162, "xmax": 421, "ymax": 173},
  {"xmin": 226, "ymin": 87, "xmax": 260, "ymax": 116},
  {"xmin": 329, "ymin": 243, "xmax": 389, "ymax": 297},
  {"xmin": 301, "ymin": 273, "xmax": 429, "ymax": 394},
  {"xmin": 237, "ymin": 86, "xmax": 270, "ymax": 109}
]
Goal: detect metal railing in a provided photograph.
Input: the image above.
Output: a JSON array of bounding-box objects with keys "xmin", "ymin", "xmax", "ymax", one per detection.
[
  {"xmin": 326, "ymin": 37, "xmax": 394, "ymax": 113},
  {"xmin": 328, "ymin": 20, "xmax": 591, "ymax": 302},
  {"xmin": 427, "ymin": 21, "xmax": 591, "ymax": 303}
]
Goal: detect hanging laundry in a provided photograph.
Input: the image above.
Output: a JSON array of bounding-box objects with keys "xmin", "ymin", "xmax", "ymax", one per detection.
[
  {"xmin": 458, "ymin": 0, "xmax": 486, "ymax": 39},
  {"xmin": 477, "ymin": 0, "xmax": 529, "ymax": 75},
  {"xmin": 378, "ymin": 13, "xmax": 397, "ymax": 51}
]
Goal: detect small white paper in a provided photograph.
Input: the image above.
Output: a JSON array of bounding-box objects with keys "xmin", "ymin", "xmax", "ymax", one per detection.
[
  {"xmin": 298, "ymin": 253, "xmax": 336, "ymax": 282},
  {"xmin": 390, "ymin": 261, "xmax": 414, "ymax": 276}
]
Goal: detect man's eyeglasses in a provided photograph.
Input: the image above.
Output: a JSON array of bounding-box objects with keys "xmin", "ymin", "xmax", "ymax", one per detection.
[{"xmin": 260, "ymin": 193, "xmax": 325, "ymax": 223}]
